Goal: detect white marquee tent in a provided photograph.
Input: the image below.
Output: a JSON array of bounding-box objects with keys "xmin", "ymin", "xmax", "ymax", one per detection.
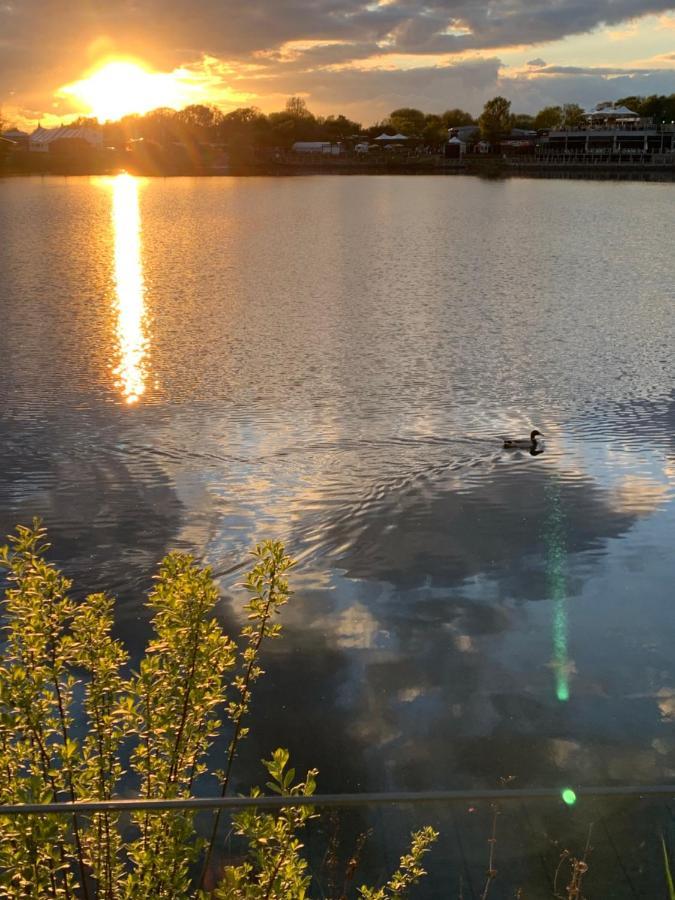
[
  {"xmin": 374, "ymin": 133, "xmax": 409, "ymax": 141},
  {"xmin": 584, "ymin": 105, "xmax": 639, "ymax": 120}
]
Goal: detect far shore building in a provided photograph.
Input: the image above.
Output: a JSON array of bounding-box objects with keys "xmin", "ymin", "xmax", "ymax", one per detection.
[
  {"xmin": 0, "ymin": 135, "xmax": 16, "ymax": 158},
  {"xmin": 448, "ymin": 125, "xmax": 479, "ymax": 144},
  {"xmin": 1, "ymin": 128, "xmax": 30, "ymax": 150},
  {"xmin": 29, "ymin": 125, "xmax": 103, "ymax": 153},
  {"xmin": 291, "ymin": 141, "xmax": 343, "ymax": 155},
  {"xmin": 539, "ymin": 108, "xmax": 675, "ymax": 159},
  {"xmin": 500, "ymin": 128, "xmax": 538, "ymax": 156},
  {"xmin": 444, "ymin": 136, "xmax": 466, "ymax": 159}
]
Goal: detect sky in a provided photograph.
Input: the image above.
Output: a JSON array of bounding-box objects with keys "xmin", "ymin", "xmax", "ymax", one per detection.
[{"xmin": 2, "ymin": 0, "xmax": 675, "ymax": 128}]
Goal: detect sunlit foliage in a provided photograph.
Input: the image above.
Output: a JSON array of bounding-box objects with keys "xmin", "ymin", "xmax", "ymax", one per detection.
[{"xmin": 0, "ymin": 521, "xmax": 436, "ymax": 898}]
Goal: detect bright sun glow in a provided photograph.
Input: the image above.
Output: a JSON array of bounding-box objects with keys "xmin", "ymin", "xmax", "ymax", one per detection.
[{"xmin": 60, "ymin": 60, "xmax": 194, "ymax": 121}]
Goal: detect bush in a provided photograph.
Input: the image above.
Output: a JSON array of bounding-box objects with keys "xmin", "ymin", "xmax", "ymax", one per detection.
[{"xmin": 0, "ymin": 521, "xmax": 436, "ymax": 898}]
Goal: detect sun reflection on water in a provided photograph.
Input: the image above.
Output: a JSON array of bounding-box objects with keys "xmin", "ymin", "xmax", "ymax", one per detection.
[{"xmin": 111, "ymin": 173, "xmax": 148, "ymax": 404}]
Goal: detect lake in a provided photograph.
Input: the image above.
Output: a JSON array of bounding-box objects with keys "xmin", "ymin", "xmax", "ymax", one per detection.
[{"xmin": 1, "ymin": 174, "xmax": 674, "ymax": 892}]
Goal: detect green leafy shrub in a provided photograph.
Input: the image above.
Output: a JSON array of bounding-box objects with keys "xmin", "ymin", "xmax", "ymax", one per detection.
[{"xmin": 0, "ymin": 521, "xmax": 436, "ymax": 898}]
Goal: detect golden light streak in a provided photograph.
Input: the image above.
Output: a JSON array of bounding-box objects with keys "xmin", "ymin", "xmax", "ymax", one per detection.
[{"xmin": 111, "ymin": 174, "xmax": 148, "ymax": 405}]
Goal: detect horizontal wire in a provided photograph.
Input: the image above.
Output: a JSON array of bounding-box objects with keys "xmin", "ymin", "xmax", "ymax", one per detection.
[{"xmin": 0, "ymin": 785, "xmax": 674, "ymax": 815}]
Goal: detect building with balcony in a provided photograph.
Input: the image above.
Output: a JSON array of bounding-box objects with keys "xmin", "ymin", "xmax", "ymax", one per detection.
[{"xmin": 537, "ymin": 105, "xmax": 675, "ymax": 162}]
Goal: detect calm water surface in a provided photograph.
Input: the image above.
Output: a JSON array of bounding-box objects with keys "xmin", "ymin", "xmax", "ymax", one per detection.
[{"xmin": 1, "ymin": 174, "xmax": 675, "ymax": 809}]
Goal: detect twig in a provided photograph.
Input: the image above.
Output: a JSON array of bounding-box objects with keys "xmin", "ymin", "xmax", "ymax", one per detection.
[{"xmin": 481, "ymin": 804, "xmax": 499, "ymax": 900}]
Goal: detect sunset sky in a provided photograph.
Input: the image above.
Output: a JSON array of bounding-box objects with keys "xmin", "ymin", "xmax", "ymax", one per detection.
[{"xmin": 2, "ymin": 0, "xmax": 675, "ymax": 128}]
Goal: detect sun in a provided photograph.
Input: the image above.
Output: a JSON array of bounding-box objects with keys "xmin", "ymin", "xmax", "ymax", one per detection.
[{"xmin": 59, "ymin": 59, "xmax": 194, "ymax": 121}]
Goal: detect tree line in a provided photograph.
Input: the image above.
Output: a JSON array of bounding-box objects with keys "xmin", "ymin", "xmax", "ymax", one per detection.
[{"xmin": 5, "ymin": 91, "xmax": 675, "ymax": 156}]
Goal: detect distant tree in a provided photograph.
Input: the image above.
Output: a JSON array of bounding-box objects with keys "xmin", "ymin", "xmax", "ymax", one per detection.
[
  {"xmin": 223, "ymin": 106, "xmax": 265, "ymax": 125},
  {"xmin": 533, "ymin": 105, "xmax": 563, "ymax": 130},
  {"xmin": 561, "ymin": 103, "xmax": 585, "ymax": 128},
  {"xmin": 421, "ymin": 113, "xmax": 446, "ymax": 146},
  {"xmin": 616, "ymin": 95, "xmax": 645, "ymax": 115},
  {"xmin": 441, "ymin": 108, "xmax": 475, "ymax": 128},
  {"xmin": 365, "ymin": 120, "xmax": 389, "ymax": 139},
  {"xmin": 268, "ymin": 104, "xmax": 318, "ymax": 146},
  {"xmin": 479, "ymin": 96, "xmax": 513, "ymax": 143},
  {"xmin": 218, "ymin": 107, "xmax": 271, "ymax": 153},
  {"xmin": 101, "ymin": 120, "xmax": 126, "ymax": 147},
  {"xmin": 264, "ymin": 96, "xmax": 319, "ymax": 145},
  {"xmin": 118, "ymin": 112, "xmax": 142, "ymax": 136},
  {"xmin": 67, "ymin": 116, "xmax": 101, "ymax": 129},
  {"xmin": 176, "ymin": 104, "xmax": 224, "ymax": 142},
  {"xmin": 317, "ymin": 114, "xmax": 362, "ymax": 141},
  {"xmin": 388, "ymin": 107, "xmax": 426, "ymax": 135},
  {"xmin": 654, "ymin": 94, "xmax": 675, "ymax": 122},
  {"xmin": 285, "ymin": 95, "xmax": 312, "ymax": 118},
  {"xmin": 135, "ymin": 108, "xmax": 178, "ymax": 145},
  {"xmin": 616, "ymin": 93, "xmax": 675, "ymax": 123},
  {"xmin": 0, "ymin": 110, "xmax": 11, "ymax": 161},
  {"xmin": 511, "ymin": 113, "xmax": 534, "ymax": 130},
  {"xmin": 637, "ymin": 95, "xmax": 661, "ymax": 120}
]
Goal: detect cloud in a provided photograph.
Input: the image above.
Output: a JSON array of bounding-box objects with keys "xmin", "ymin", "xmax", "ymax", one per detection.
[
  {"xmin": 501, "ymin": 68, "xmax": 675, "ymax": 111},
  {"xmin": 526, "ymin": 62, "xmax": 672, "ymax": 75},
  {"xmin": 238, "ymin": 59, "xmax": 675, "ymax": 119},
  {"xmin": 370, "ymin": 0, "xmax": 675, "ymax": 54},
  {"xmin": 236, "ymin": 57, "xmax": 502, "ymax": 120},
  {"xmin": 2, "ymin": 0, "xmax": 675, "ymax": 123}
]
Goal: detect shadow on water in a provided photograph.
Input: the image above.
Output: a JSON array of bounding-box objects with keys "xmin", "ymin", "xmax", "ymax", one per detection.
[{"xmin": 0, "ymin": 414, "xmax": 182, "ymax": 650}]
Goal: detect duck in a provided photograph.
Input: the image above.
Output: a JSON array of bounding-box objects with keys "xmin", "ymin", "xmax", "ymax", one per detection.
[{"xmin": 503, "ymin": 429, "xmax": 542, "ymax": 450}]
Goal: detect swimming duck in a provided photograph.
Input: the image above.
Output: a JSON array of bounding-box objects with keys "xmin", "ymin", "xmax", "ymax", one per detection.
[{"xmin": 503, "ymin": 430, "xmax": 542, "ymax": 449}]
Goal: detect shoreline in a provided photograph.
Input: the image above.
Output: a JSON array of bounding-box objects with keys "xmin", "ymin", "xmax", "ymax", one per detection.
[{"xmin": 2, "ymin": 157, "xmax": 675, "ymax": 182}]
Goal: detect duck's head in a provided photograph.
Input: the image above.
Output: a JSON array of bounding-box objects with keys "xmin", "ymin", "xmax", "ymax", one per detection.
[{"xmin": 530, "ymin": 430, "xmax": 542, "ymax": 441}]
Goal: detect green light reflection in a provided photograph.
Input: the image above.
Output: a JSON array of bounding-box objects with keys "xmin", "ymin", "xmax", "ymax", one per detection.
[
  {"xmin": 545, "ymin": 479, "xmax": 570, "ymax": 703},
  {"xmin": 562, "ymin": 788, "xmax": 577, "ymax": 806}
]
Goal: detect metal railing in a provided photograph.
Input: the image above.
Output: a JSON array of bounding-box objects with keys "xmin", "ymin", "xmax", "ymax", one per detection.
[{"xmin": 1, "ymin": 783, "xmax": 674, "ymax": 816}]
